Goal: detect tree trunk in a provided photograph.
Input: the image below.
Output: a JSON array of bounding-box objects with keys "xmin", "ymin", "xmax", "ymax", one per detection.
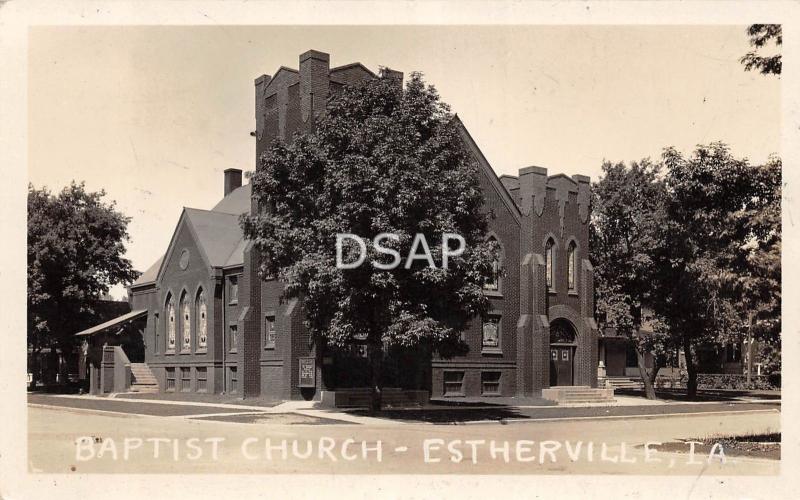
[
  {"xmin": 630, "ymin": 314, "xmax": 657, "ymax": 400},
  {"xmin": 29, "ymin": 348, "xmax": 40, "ymax": 390},
  {"xmin": 649, "ymin": 357, "xmax": 662, "ymax": 386},
  {"xmin": 368, "ymin": 342, "xmax": 383, "ymax": 413},
  {"xmin": 746, "ymin": 312, "xmax": 754, "ymax": 385},
  {"xmin": 683, "ymin": 336, "xmax": 697, "ymax": 399},
  {"xmin": 635, "ymin": 348, "xmax": 657, "ymax": 400}
]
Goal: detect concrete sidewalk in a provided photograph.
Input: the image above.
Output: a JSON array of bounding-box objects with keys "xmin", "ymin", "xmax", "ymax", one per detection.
[{"xmin": 31, "ymin": 392, "xmax": 780, "ymax": 427}]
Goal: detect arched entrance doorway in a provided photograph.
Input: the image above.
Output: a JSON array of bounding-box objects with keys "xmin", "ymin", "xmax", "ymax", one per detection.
[{"xmin": 549, "ymin": 318, "xmax": 577, "ymax": 386}]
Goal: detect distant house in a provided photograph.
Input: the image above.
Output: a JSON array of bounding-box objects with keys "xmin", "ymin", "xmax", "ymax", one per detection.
[{"xmin": 29, "ymin": 299, "xmax": 130, "ymax": 389}]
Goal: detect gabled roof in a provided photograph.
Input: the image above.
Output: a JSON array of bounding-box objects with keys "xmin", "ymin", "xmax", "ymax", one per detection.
[
  {"xmin": 212, "ymin": 183, "xmax": 252, "ymax": 215},
  {"xmin": 452, "ymin": 115, "xmax": 522, "ymax": 224},
  {"xmin": 132, "ymin": 185, "xmax": 250, "ymax": 289},
  {"xmin": 330, "ymin": 62, "xmax": 377, "ymax": 78},
  {"xmin": 183, "ymin": 208, "xmax": 244, "ymax": 268},
  {"xmin": 131, "ymin": 255, "xmax": 163, "ymax": 287}
]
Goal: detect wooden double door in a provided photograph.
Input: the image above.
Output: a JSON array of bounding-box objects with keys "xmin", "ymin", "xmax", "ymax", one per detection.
[{"xmin": 549, "ymin": 345, "xmax": 575, "ymax": 386}]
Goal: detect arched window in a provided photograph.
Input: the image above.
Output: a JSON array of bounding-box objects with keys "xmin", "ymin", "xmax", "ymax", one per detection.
[
  {"xmin": 545, "ymin": 238, "xmax": 555, "ymax": 289},
  {"xmin": 166, "ymin": 294, "xmax": 176, "ymax": 351},
  {"xmin": 567, "ymin": 241, "xmax": 577, "ymax": 291},
  {"xmin": 196, "ymin": 288, "xmax": 207, "ymax": 350},
  {"xmin": 483, "ymin": 236, "xmax": 500, "ymax": 291},
  {"xmin": 180, "ymin": 291, "xmax": 191, "ymax": 351}
]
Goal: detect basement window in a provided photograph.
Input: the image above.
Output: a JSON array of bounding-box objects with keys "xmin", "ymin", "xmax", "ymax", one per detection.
[
  {"xmin": 180, "ymin": 367, "xmax": 191, "ymax": 392},
  {"xmin": 196, "ymin": 367, "xmax": 207, "ymax": 393},
  {"xmin": 165, "ymin": 367, "xmax": 176, "ymax": 392},
  {"xmin": 481, "ymin": 371, "xmax": 501, "ymax": 396},
  {"xmin": 443, "ymin": 371, "xmax": 465, "ymax": 396}
]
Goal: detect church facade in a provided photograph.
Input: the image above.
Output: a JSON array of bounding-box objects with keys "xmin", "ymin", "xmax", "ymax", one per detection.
[{"xmin": 126, "ymin": 50, "xmax": 598, "ymax": 400}]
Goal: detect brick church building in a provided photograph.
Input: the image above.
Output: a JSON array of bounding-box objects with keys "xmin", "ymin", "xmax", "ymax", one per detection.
[{"xmin": 82, "ymin": 50, "xmax": 599, "ymax": 402}]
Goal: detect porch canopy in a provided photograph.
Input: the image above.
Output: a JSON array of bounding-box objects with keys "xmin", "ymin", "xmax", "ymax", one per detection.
[{"xmin": 74, "ymin": 309, "xmax": 147, "ymax": 337}]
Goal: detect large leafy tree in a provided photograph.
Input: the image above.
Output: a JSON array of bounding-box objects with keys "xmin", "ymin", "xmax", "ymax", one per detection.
[
  {"xmin": 653, "ymin": 144, "xmax": 778, "ymax": 397},
  {"xmin": 732, "ymin": 156, "xmax": 781, "ymax": 382},
  {"xmin": 242, "ymin": 72, "xmax": 498, "ymax": 408},
  {"xmin": 28, "ymin": 182, "xmax": 139, "ymax": 380},
  {"xmin": 741, "ymin": 24, "xmax": 782, "ymax": 76},
  {"xmin": 591, "ymin": 159, "xmax": 670, "ymax": 399}
]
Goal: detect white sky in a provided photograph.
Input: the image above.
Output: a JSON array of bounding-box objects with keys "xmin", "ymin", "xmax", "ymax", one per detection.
[{"xmin": 27, "ymin": 25, "xmax": 780, "ymax": 299}]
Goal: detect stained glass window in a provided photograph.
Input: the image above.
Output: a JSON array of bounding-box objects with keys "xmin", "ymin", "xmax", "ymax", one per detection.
[
  {"xmin": 166, "ymin": 295, "xmax": 176, "ymax": 350},
  {"xmin": 181, "ymin": 292, "xmax": 191, "ymax": 350},
  {"xmin": 545, "ymin": 238, "xmax": 554, "ymax": 289},
  {"xmin": 482, "ymin": 317, "xmax": 500, "ymax": 348},
  {"xmin": 196, "ymin": 289, "xmax": 207, "ymax": 349},
  {"xmin": 568, "ymin": 241, "xmax": 576, "ymax": 290}
]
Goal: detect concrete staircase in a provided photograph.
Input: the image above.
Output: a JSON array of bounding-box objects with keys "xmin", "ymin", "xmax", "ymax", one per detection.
[
  {"xmin": 541, "ymin": 386, "xmax": 616, "ymax": 405},
  {"xmin": 600, "ymin": 376, "xmax": 645, "ymax": 391},
  {"xmin": 129, "ymin": 363, "xmax": 159, "ymax": 393}
]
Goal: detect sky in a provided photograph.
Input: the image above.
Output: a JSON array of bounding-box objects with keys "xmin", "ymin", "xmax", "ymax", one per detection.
[{"xmin": 27, "ymin": 25, "xmax": 780, "ymax": 299}]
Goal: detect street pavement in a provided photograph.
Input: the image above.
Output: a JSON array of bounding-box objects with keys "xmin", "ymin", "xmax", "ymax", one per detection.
[{"xmin": 28, "ymin": 394, "xmax": 780, "ymax": 474}]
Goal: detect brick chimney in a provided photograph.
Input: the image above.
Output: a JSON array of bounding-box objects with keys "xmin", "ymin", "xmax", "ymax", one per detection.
[{"xmin": 224, "ymin": 168, "xmax": 243, "ymax": 196}]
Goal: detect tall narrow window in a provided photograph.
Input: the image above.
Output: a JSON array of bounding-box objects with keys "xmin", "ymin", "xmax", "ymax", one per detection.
[
  {"xmin": 180, "ymin": 292, "xmax": 191, "ymax": 351},
  {"xmin": 154, "ymin": 313, "xmax": 160, "ymax": 355},
  {"xmin": 228, "ymin": 276, "xmax": 239, "ymax": 304},
  {"xmin": 166, "ymin": 295, "xmax": 176, "ymax": 351},
  {"xmin": 265, "ymin": 315, "xmax": 276, "ymax": 349},
  {"xmin": 483, "ymin": 237, "xmax": 500, "ymax": 291},
  {"xmin": 567, "ymin": 241, "xmax": 576, "ymax": 291},
  {"xmin": 545, "ymin": 238, "xmax": 554, "ymax": 289},
  {"xmin": 196, "ymin": 289, "xmax": 207, "ymax": 350},
  {"xmin": 229, "ymin": 324, "xmax": 238, "ymax": 352}
]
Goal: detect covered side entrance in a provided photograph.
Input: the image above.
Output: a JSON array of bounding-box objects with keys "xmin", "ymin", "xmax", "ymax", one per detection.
[
  {"xmin": 549, "ymin": 318, "xmax": 577, "ymax": 387},
  {"xmin": 74, "ymin": 309, "xmax": 148, "ymax": 394}
]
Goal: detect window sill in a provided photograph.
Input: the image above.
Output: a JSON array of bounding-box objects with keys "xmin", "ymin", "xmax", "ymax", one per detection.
[
  {"xmin": 483, "ymin": 290, "xmax": 503, "ymax": 299},
  {"xmin": 165, "ymin": 350, "xmax": 175, "ymax": 355},
  {"xmin": 481, "ymin": 392, "xmax": 501, "ymax": 397},
  {"xmin": 264, "ymin": 345, "xmax": 276, "ymax": 350},
  {"xmin": 229, "ymin": 349, "xmax": 238, "ymax": 354},
  {"xmin": 568, "ymin": 290, "xmax": 579, "ymax": 296},
  {"xmin": 229, "ymin": 301, "xmax": 239, "ymax": 306},
  {"xmin": 180, "ymin": 350, "xmax": 192, "ymax": 355},
  {"xmin": 548, "ymin": 289, "xmax": 558, "ymax": 295},
  {"xmin": 481, "ymin": 347, "xmax": 503, "ymax": 355},
  {"xmin": 195, "ymin": 349, "xmax": 207, "ymax": 354},
  {"xmin": 443, "ymin": 393, "xmax": 465, "ymax": 397}
]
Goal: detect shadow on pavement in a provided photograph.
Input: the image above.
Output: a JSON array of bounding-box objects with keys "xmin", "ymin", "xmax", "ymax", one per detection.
[{"xmin": 351, "ymin": 407, "xmax": 531, "ymax": 424}]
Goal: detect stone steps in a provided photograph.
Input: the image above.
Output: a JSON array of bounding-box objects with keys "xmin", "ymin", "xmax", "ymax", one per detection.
[
  {"xmin": 129, "ymin": 363, "xmax": 159, "ymax": 392},
  {"xmin": 542, "ymin": 386, "xmax": 616, "ymax": 405},
  {"xmin": 601, "ymin": 376, "xmax": 645, "ymax": 390}
]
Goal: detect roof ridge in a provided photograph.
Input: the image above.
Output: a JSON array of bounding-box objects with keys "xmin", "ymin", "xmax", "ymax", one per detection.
[{"xmin": 185, "ymin": 206, "xmax": 240, "ymax": 216}]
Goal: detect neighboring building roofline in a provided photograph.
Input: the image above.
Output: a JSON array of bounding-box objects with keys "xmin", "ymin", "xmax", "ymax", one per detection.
[
  {"xmin": 547, "ymin": 172, "xmax": 579, "ymax": 184},
  {"xmin": 330, "ymin": 62, "xmax": 377, "ymax": 78}
]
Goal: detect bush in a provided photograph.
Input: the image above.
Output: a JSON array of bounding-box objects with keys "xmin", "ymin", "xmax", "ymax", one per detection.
[{"xmin": 654, "ymin": 373, "xmax": 779, "ymax": 390}]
